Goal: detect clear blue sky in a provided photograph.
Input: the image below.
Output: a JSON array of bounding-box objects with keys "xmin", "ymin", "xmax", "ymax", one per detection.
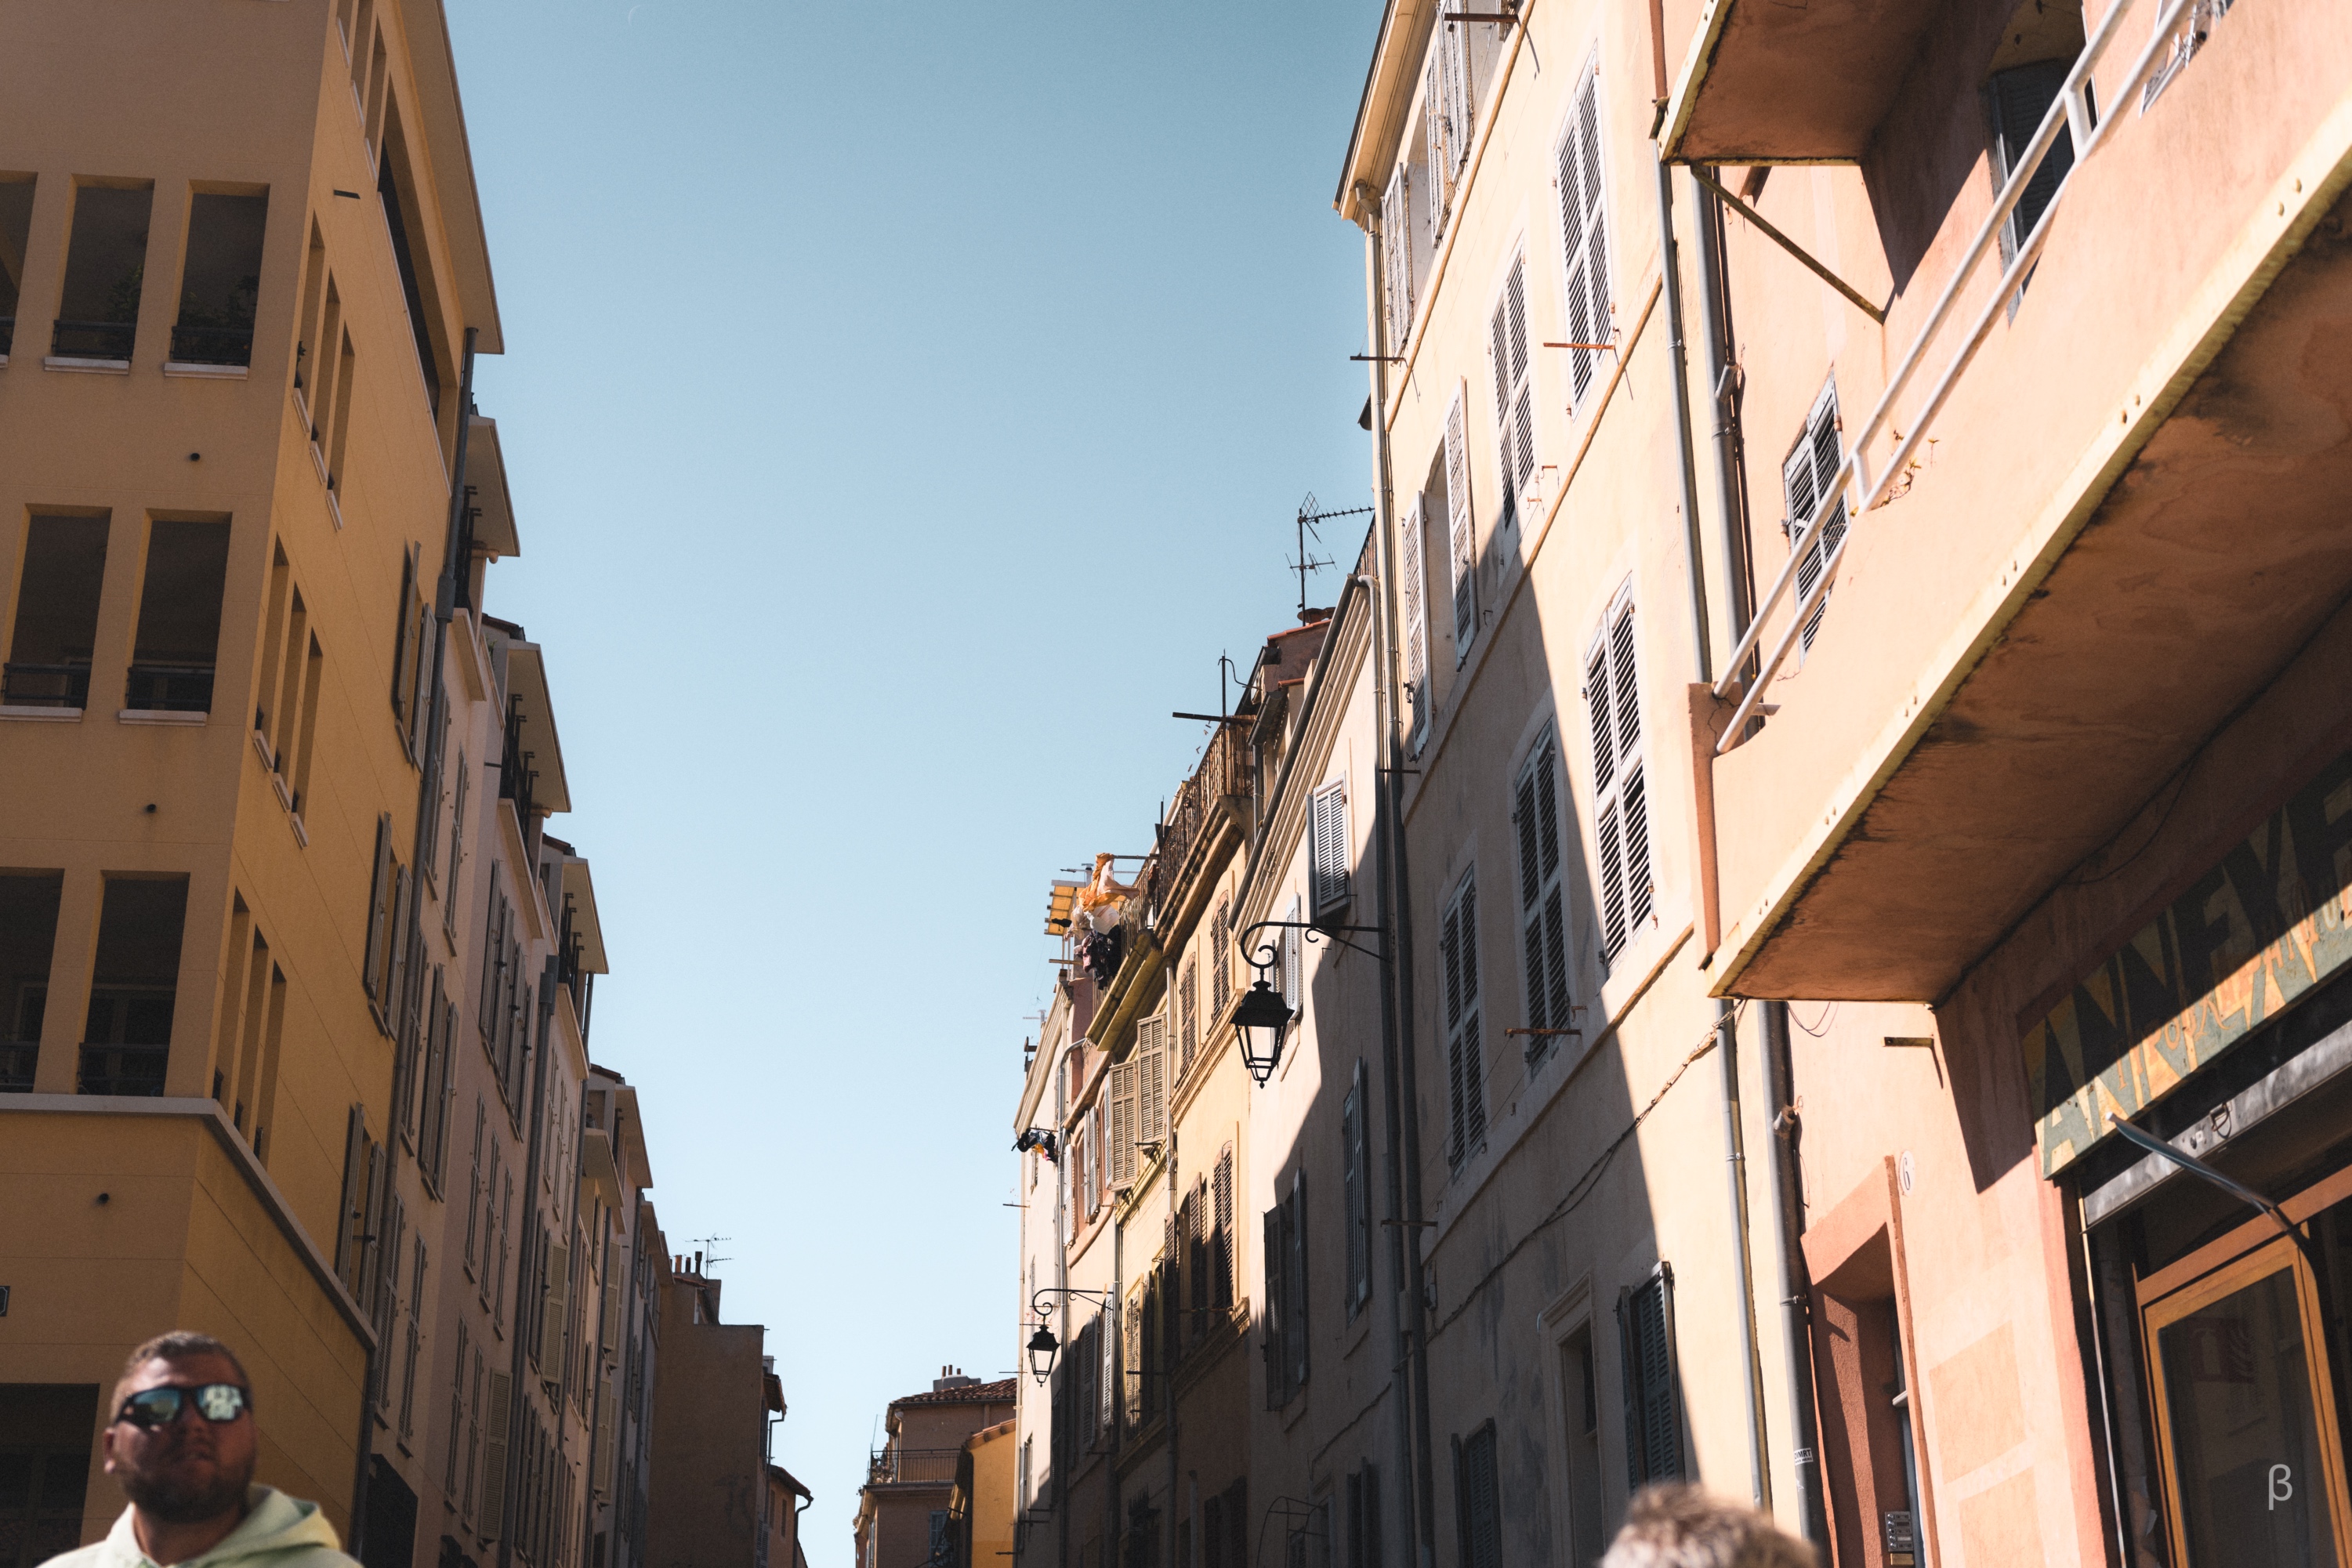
[{"xmin": 444, "ymin": 2, "xmax": 1380, "ymax": 1559}]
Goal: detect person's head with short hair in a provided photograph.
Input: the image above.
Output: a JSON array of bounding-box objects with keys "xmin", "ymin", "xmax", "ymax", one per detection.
[
  {"xmin": 1600, "ymin": 1486, "xmax": 1817, "ymax": 1568},
  {"xmin": 103, "ymin": 1331, "xmax": 259, "ymax": 1561}
]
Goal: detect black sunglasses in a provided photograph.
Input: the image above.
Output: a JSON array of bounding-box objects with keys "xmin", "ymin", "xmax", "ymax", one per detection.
[{"xmin": 115, "ymin": 1383, "xmax": 252, "ymax": 1429}]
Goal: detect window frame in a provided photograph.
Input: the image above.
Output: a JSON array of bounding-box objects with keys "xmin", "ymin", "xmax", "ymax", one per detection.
[
  {"xmin": 1487, "ymin": 250, "xmax": 1535, "ymax": 539},
  {"xmin": 1586, "ymin": 587, "xmax": 1652, "ymax": 967},
  {"xmin": 1310, "ymin": 778, "xmax": 1352, "ymax": 914},
  {"xmin": 1440, "ymin": 868, "xmax": 1485, "ymax": 1168},
  {"xmin": 1513, "ymin": 726, "xmax": 1575, "ymax": 1066}
]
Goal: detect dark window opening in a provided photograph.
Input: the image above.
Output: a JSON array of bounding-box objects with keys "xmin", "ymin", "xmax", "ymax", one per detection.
[
  {"xmin": 1990, "ymin": 61, "xmax": 2080, "ymax": 257},
  {"xmin": 0, "ymin": 175, "xmax": 33, "ymax": 358},
  {"xmin": 127, "ymin": 519, "xmax": 230, "ymax": 712},
  {"xmin": 172, "ymin": 191, "xmax": 267, "ymax": 367},
  {"xmin": 5, "ymin": 514, "xmax": 109, "ymax": 710},
  {"xmin": 1560, "ymin": 1327, "xmax": 1605, "ymax": 1565},
  {"xmin": 54, "ymin": 183, "xmax": 151, "ymax": 361},
  {"xmin": 0, "ymin": 1384, "xmax": 100, "ymax": 1566},
  {"xmin": 376, "ymin": 154, "xmax": 443, "ymax": 419},
  {"xmin": 1452, "ymin": 1424, "xmax": 1500, "ymax": 1568},
  {"xmin": 0, "ymin": 874, "xmax": 63, "ymax": 1092},
  {"xmin": 79, "ymin": 876, "xmax": 187, "ymax": 1097},
  {"xmin": 1619, "ymin": 1265, "xmax": 1684, "ymax": 1487}
]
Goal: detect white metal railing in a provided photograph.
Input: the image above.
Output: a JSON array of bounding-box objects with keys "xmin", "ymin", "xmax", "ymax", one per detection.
[{"xmin": 1711, "ymin": 0, "xmax": 2223, "ymax": 751}]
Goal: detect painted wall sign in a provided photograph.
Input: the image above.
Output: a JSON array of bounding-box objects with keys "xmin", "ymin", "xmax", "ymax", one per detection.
[{"xmin": 2027, "ymin": 746, "xmax": 2352, "ymax": 1176}]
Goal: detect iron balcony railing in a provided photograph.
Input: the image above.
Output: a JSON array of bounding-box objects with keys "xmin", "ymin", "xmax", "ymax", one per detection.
[
  {"xmin": 50, "ymin": 317, "xmax": 136, "ymax": 360},
  {"xmin": 1133, "ymin": 724, "xmax": 1252, "ymax": 935},
  {"xmin": 1, "ymin": 1042, "xmax": 34, "ymax": 1092},
  {"xmin": 2, "ymin": 661, "xmax": 92, "ymax": 708},
  {"xmin": 867, "ymin": 1447, "xmax": 964, "ymax": 1487},
  {"xmin": 1712, "ymin": 0, "xmax": 2229, "ymax": 750},
  {"xmin": 78, "ymin": 1043, "xmax": 167, "ymax": 1097},
  {"xmin": 168, "ymin": 322, "xmax": 254, "ymax": 367},
  {"xmin": 125, "ymin": 662, "xmax": 215, "ymax": 713}
]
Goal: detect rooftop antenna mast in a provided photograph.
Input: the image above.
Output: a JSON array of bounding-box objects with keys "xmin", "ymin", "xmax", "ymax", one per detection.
[
  {"xmin": 1292, "ymin": 493, "xmax": 1374, "ymax": 624},
  {"xmin": 691, "ymin": 1234, "xmax": 734, "ymax": 1273}
]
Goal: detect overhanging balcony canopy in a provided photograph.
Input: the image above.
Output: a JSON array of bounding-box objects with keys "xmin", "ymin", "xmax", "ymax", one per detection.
[{"xmin": 1660, "ymin": 0, "xmax": 1944, "ymax": 164}]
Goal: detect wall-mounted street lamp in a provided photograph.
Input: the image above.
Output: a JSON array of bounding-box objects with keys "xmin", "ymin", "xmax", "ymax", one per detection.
[
  {"xmin": 1024, "ymin": 1287, "xmax": 1117, "ymax": 1385},
  {"xmin": 1231, "ymin": 918, "xmax": 1387, "ymax": 1086}
]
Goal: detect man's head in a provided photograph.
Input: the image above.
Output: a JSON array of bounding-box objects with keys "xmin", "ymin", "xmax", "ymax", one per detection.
[
  {"xmin": 102, "ymin": 1332, "xmax": 258, "ymax": 1526},
  {"xmin": 1600, "ymin": 1486, "xmax": 1817, "ymax": 1568}
]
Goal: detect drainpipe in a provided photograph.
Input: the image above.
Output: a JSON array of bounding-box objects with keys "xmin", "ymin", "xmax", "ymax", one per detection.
[
  {"xmin": 1761, "ymin": 1001, "xmax": 1826, "ymax": 1541},
  {"xmin": 498, "ymin": 959, "xmax": 560, "ymax": 1568},
  {"xmin": 1658, "ymin": 159, "xmax": 1774, "ymax": 1512},
  {"xmin": 1108, "ymin": 1216, "xmax": 1123, "ymax": 1568},
  {"xmin": 1353, "ymin": 188, "xmax": 1436, "ymax": 1568},
  {"xmin": 1690, "ymin": 161, "xmax": 1825, "ymax": 1541},
  {"xmin": 1165, "ymin": 1137, "xmax": 1180, "ymax": 1568}
]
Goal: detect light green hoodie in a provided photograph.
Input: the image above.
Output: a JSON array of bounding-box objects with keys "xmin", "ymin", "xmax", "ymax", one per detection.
[{"xmin": 42, "ymin": 1486, "xmax": 359, "ymax": 1568}]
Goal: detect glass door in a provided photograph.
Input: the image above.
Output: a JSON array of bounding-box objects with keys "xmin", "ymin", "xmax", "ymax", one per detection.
[{"xmin": 2143, "ymin": 1233, "xmax": 2351, "ymax": 1566}]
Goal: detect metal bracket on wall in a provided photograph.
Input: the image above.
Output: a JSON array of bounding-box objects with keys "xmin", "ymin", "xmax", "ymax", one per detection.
[{"xmin": 1690, "ymin": 166, "xmax": 1888, "ymax": 324}]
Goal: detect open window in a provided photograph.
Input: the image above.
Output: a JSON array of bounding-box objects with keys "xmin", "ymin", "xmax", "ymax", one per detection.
[
  {"xmin": 1985, "ymin": 0, "xmax": 2088, "ymax": 261},
  {"xmin": 1784, "ymin": 381, "xmax": 1847, "ymax": 658},
  {"xmin": 6, "ymin": 513, "xmax": 109, "ymax": 711},
  {"xmin": 0, "ymin": 872, "xmax": 63, "ymax": 1092},
  {"xmin": 53, "ymin": 182, "xmax": 150, "ymax": 364},
  {"xmin": 80, "ymin": 875, "xmax": 187, "ymax": 1096},
  {"xmin": 127, "ymin": 517, "xmax": 230, "ymax": 713},
  {"xmin": 172, "ymin": 189, "xmax": 266, "ymax": 368},
  {"xmin": 378, "ymin": 122, "xmax": 451, "ymax": 423},
  {"xmin": 0, "ymin": 174, "xmax": 33, "ymax": 358}
]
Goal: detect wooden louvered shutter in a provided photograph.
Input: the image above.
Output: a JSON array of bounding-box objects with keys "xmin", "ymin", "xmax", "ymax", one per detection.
[
  {"xmin": 1099, "ymin": 1307, "xmax": 1116, "ymax": 1437},
  {"xmin": 541, "ymin": 1237, "xmax": 569, "ymax": 1371},
  {"xmin": 1425, "ymin": 56, "xmax": 1450, "ymax": 244},
  {"xmin": 1515, "ymin": 737, "xmax": 1573, "ymax": 1062},
  {"xmin": 1591, "ymin": 598, "xmax": 1649, "ymax": 961},
  {"xmin": 1441, "ymin": 875, "xmax": 1484, "ymax": 1165},
  {"xmin": 1124, "ymin": 1281, "xmax": 1146, "ymax": 1429},
  {"xmin": 363, "ymin": 815, "xmax": 393, "ymax": 999},
  {"xmin": 1489, "ymin": 257, "xmax": 1532, "ymax": 531},
  {"xmin": 1111, "ymin": 1059, "xmax": 1136, "ymax": 1189},
  {"xmin": 1445, "ymin": 393, "xmax": 1474, "ymax": 661},
  {"xmin": 481, "ymin": 1369, "xmax": 512, "ymax": 1539},
  {"xmin": 1311, "ymin": 782, "xmax": 1350, "ymax": 911},
  {"xmin": 1619, "ymin": 1268, "xmax": 1683, "ymax": 1485},
  {"xmin": 1443, "ymin": 19, "xmax": 1473, "ymax": 177},
  {"xmin": 1138, "ymin": 1017, "xmax": 1166, "ymax": 1147},
  {"xmin": 1213, "ymin": 1146, "xmax": 1234, "ymax": 1309},
  {"xmin": 1282, "ymin": 896, "xmax": 1303, "ymax": 1009},
  {"xmin": 1263, "ymin": 1204, "xmax": 1287, "ymax": 1407},
  {"xmin": 1287, "ymin": 1171, "xmax": 1309, "ymax": 1391},
  {"xmin": 1557, "ymin": 66, "xmax": 1611, "ymax": 406},
  {"xmin": 1788, "ymin": 387, "xmax": 1846, "ymax": 654},
  {"xmin": 1991, "ymin": 61, "xmax": 2075, "ymax": 252},
  {"xmin": 1382, "ymin": 165, "xmax": 1414, "ymax": 348},
  {"xmin": 1399, "ymin": 495, "xmax": 1431, "ymax": 748},
  {"xmin": 1459, "ymin": 1427, "xmax": 1501, "ymax": 1568}
]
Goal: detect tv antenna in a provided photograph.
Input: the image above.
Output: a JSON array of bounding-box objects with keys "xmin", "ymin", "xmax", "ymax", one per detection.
[
  {"xmin": 1292, "ymin": 493, "xmax": 1373, "ymax": 623},
  {"xmin": 691, "ymin": 1234, "xmax": 734, "ymax": 1272}
]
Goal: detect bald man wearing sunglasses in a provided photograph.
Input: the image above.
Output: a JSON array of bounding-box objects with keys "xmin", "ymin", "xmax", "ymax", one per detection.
[{"xmin": 41, "ymin": 1331, "xmax": 358, "ymax": 1568}]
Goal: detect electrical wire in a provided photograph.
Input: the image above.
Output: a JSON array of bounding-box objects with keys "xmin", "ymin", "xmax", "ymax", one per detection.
[
  {"xmin": 1428, "ymin": 1002, "xmax": 1747, "ymax": 1338},
  {"xmin": 2066, "ymin": 749, "xmax": 2199, "ymax": 887}
]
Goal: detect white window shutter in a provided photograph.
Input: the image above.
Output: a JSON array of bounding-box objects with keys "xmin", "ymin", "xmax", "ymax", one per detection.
[
  {"xmin": 1591, "ymin": 598, "xmax": 1650, "ymax": 962},
  {"xmin": 1111, "ymin": 1059, "xmax": 1136, "ymax": 1188},
  {"xmin": 1425, "ymin": 56, "xmax": 1451, "ymax": 243},
  {"xmin": 1138, "ymin": 1016, "xmax": 1166, "ymax": 1146},
  {"xmin": 1311, "ymin": 783, "xmax": 1350, "ymax": 911},
  {"xmin": 1400, "ymin": 495, "xmax": 1431, "ymax": 748},
  {"xmin": 1557, "ymin": 66, "xmax": 1613, "ymax": 407},
  {"xmin": 1444, "ymin": 20, "xmax": 1473, "ymax": 176},
  {"xmin": 1441, "ymin": 874, "xmax": 1484, "ymax": 1164},
  {"xmin": 1382, "ymin": 165, "xmax": 1414, "ymax": 348},
  {"xmin": 1283, "ymin": 896, "xmax": 1303, "ymax": 1010},
  {"xmin": 1446, "ymin": 393, "xmax": 1474, "ymax": 661},
  {"xmin": 1788, "ymin": 386, "xmax": 1846, "ymax": 654}
]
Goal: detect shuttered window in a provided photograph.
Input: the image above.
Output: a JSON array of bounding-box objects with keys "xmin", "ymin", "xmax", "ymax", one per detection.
[
  {"xmin": 1212, "ymin": 898, "xmax": 1233, "ymax": 1016},
  {"xmin": 362, "ymin": 813, "xmax": 396, "ymax": 1003},
  {"xmin": 1281, "ymin": 896, "xmax": 1304, "ymax": 1016},
  {"xmin": 1342, "ymin": 1062, "xmax": 1371, "ymax": 1316},
  {"xmin": 1618, "ymin": 1266, "xmax": 1684, "ymax": 1487},
  {"xmin": 1514, "ymin": 733, "xmax": 1575, "ymax": 1066},
  {"xmin": 1556, "ymin": 62, "xmax": 1612, "ymax": 407},
  {"xmin": 1382, "ymin": 165, "xmax": 1415, "ymax": 349},
  {"xmin": 1111, "ymin": 1058, "xmax": 1137, "ymax": 1190},
  {"xmin": 1212, "ymin": 1144, "xmax": 1235, "ymax": 1310},
  {"xmin": 480, "ymin": 1369, "xmax": 511, "ymax": 1539},
  {"xmin": 1263, "ymin": 1172, "xmax": 1309, "ymax": 1407},
  {"xmin": 1137, "ymin": 1014, "xmax": 1168, "ymax": 1150},
  {"xmin": 1180, "ymin": 958, "xmax": 1198, "ymax": 1071},
  {"xmin": 1424, "ymin": 16, "xmax": 1473, "ymax": 242},
  {"xmin": 1347, "ymin": 1465, "xmax": 1383, "ymax": 1568},
  {"xmin": 1990, "ymin": 60, "xmax": 2076, "ymax": 256},
  {"xmin": 1311, "ymin": 780, "xmax": 1350, "ymax": 913},
  {"xmin": 1441, "ymin": 871, "xmax": 1484, "ymax": 1168},
  {"xmin": 1399, "ymin": 495, "xmax": 1432, "ymax": 751},
  {"xmin": 1784, "ymin": 382, "xmax": 1846, "ymax": 656},
  {"xmin": 1454, "ymin": 1424, "xmax": 1502, "ymax": 1568},
  {"xmin": 1098, "ymin": 1303, "xmax": 1116, "ymax": 1441},
  {"xmin": 1588, "ymin": 596, "xmax": 1651, "ymax": 964},
  {"xmin": 1488, "ymin": 254, "xmax": 1535, "ymax": 534},
  {"xmin": 1445, "ymin": 394, "xmax": 1475, "ymax": 663}
]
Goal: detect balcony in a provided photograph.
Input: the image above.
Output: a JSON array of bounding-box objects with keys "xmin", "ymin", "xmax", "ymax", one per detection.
[
  {"xmin": 1701, "ymin": 0, "xmax": 2352, "ymax": 1000},
  {"xmin": 124, "ymin": 663, "xmax": 215, "ymax": 714},
  {"xmin": 1661, "ymin": 0, "xmax": 1947, "ymax": 163},
  {"xmin": 166, "ymin": 322, "xmax": 253, "ymax": 368},
  {"xmin": 78, "ymin": 1043, "xmax": 166, "ymax": 1097},
  {"xmin": 2, "ymin": 661, "xmax": 90, "ymax": 709},
  {"xmin": 867, "ymin": 1447, "xmax": 963, "ymax": 1487},
  {"xmin": 1129, "ymin": 724, "xmax": 1252, "ymax": 937},
  {"xmin": 49, "ymin": 318, "xmax": 135, "ymax": 363}
]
